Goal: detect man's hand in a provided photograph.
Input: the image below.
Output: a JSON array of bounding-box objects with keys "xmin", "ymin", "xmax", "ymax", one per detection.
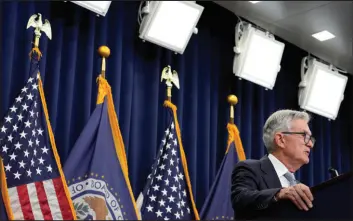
[{"xmin": 275, "ymin": 183, "xmax": 314, "ymax": 211}]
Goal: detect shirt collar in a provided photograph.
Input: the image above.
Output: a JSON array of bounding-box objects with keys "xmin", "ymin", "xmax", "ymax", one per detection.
[{"xmin": 268, "ymin": 153, "xmax": 290, "ymax": 178}]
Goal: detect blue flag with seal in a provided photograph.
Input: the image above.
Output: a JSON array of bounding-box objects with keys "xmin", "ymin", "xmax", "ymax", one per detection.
[
  {"xmin": 63, "ymin": 75, "xmax": 140, "ymax": 220},
  {"xmin": 200, "ymin": 123, "xmax": 246, "ymax": 220},
  {"xmin": 137, "ymin": 100, "xmax": 200, "ymax": 220}
]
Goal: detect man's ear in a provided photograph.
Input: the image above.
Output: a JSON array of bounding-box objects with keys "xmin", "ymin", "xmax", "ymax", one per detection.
[{"xmin": 274, "ymin": 132, "xmax": 286, "ymax": 149}]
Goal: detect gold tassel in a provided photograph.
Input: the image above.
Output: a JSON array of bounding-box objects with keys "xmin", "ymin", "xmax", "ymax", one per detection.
[
  {"xmin": 95, "ymin": 75, "xmax": 141, "ymax": 220},
  {"xmin": 28, "ymin": 47, "xmax": 42, "ymax": 59},
  {"xmin": 226, "ymin": 123, "xmax": 246, "ymax": 161}
]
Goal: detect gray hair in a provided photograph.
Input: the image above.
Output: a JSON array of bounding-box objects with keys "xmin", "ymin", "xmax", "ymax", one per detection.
[{"xmin": 263, "ymin": 109, "xmax": 311, "ymax": 153}]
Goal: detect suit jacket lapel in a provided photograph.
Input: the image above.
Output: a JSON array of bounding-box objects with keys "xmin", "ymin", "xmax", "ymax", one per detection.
[{"xmin": 260, "ymin": 155, "xmax": 282, "ymax": 188}]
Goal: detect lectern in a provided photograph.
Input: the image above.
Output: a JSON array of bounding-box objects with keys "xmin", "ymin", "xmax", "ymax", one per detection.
[{"xmin": 256, "ymin": 172, "xmax": 353, "ymax": 220}]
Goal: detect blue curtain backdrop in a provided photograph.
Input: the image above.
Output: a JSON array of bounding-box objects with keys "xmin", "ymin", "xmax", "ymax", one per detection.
[{"xmin": 1, "ymin": 1, "xmax": 352, "ymax": 211}]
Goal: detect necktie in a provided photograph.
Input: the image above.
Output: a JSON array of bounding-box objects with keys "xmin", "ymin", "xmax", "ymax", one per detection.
[{"xmin": 283, "ymin": 172, "xmax": 297, "ymax": 186}]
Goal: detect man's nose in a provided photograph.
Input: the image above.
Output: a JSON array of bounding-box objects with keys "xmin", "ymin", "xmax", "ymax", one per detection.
[{"xmin": 306, "ymin": 139, "xmax": 314, "ymax": 148}]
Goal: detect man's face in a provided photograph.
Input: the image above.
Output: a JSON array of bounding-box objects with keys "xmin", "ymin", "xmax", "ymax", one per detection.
[{"xmin": 281, "ymin": 119, "xmax": 314, "ymax": 165}]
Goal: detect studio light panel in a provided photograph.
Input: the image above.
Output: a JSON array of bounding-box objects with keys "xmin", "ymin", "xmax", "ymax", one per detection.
[
  {"xmin": 299, "ymin": 60, "xmax": 347, "ymax": 120},
  {"xmin": 233, "ymin": 25, "xmax": 285, "ymax": 90},
  {"xmin": 71, "ymin": 1, "xmax": 112, "ymax": 16},
  {"xmin": 139, "ymin": 1, "xmax": 204, "ymax": 54}
]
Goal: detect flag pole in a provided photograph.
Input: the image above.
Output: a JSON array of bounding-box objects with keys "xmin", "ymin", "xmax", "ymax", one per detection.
[
  {"xmin": 98, "ymin": 46, "xmax": 110, "ymax": 79},
  {"xmin": 227, "ymin": 94, "xmax": 238, "ymax": 124},
  {"xmin": 167, "ymin": 86, "xmax": 172, "ymax": 101}
]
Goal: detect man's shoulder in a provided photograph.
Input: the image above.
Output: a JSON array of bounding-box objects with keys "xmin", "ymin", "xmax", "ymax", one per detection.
[
  {"xmin": 234, "ymin": 155, "xmax": 268, "ymax": 171},
  {"xmin": 236, "ymin": 158, "xmax": 262, "ymax": 167}
]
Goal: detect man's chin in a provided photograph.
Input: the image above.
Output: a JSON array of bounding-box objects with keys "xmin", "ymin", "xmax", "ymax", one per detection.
[{"xmin": 303, "ymin": 157, "xmax": 310, "ymax": 164}]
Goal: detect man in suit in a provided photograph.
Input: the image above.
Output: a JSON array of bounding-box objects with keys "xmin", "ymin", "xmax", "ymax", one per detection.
[{"xmin": 231, "ymin": 109, "xmax": 315, "ymax": 220}]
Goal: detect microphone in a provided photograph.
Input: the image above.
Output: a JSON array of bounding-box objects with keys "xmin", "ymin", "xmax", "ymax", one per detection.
[{"xmin": 328, "ymin": 167, "xmax": 339, "ymax": 178}]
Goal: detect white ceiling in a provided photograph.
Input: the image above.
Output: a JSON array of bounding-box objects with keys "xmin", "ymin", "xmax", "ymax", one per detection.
[{"xmin": 214, "ymin": 1, "xmax": 353, "ymax": 74}]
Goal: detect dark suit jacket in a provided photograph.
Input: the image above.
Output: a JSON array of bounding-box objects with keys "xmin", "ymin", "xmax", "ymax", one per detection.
[{"xmin": 231, "ymin": 155, "xmax": 283, "ymax": 220}]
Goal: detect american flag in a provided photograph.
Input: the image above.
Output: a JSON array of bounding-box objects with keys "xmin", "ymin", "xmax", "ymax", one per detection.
[
  {"xmin": 0, "ymin": 51, "xmax": 75, "ymax": 220},
  {"xmin": 138, "ymin": 103, "xmax": 198, "ymax": 220}
]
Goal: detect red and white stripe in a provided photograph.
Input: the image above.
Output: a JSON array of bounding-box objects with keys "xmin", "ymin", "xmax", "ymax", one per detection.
[{"xmin": 7, "ymin": 177, "xmax": 74, "ymax": 220}]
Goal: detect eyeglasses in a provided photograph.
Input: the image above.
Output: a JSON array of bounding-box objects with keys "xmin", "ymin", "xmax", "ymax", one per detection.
[{"xmin": 281, "ymin": 132, "xmax": 316, "ymax": 146}]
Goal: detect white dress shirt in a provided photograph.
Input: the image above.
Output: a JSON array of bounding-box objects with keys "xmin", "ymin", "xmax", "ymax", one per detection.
[{"xmin": 268, "ymin": 154, "xmax": 295, "ymax": 187}]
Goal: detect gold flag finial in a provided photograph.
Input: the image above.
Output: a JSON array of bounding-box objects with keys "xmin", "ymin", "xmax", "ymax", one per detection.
[
  {"xmin": 98, "ymin": 46, "xmax": 111, "ymax": 78},
  {"xmin": 161, "ymin": 65, "xmax": 180, "ymax": 101},
  {"xmin": 27, "ymin": 13, "xmax": 52, "ymax": 58},
  {"xmin": 227, "ymin": 94, "xmax": 238, "ymax": 124}
]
